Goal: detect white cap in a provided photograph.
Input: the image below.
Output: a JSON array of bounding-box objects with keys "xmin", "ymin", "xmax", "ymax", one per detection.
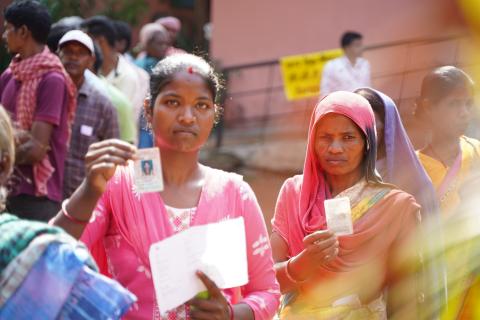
[{"xmin": 59, "ymin": 30, "xmax": 94, "ymax": 56}]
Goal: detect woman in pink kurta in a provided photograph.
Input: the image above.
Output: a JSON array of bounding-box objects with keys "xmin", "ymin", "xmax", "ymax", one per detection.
[{"xmin": 53, "ymin": 53, "xmax": 280, "ymax": 319}]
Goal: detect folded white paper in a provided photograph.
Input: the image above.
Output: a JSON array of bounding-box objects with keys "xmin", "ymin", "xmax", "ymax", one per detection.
[
  {"xmin": 149, "ymin": 217, "xmax": 248, "ymax": 314},
  {"xmin": 324, "ymin": 197, "xmax": 353, "ymax": 235}
]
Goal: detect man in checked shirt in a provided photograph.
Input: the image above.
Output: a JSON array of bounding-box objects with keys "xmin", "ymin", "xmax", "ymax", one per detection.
[{"xmin": 58, "ymin": 30, "xmax": 120, "ymax": 198}]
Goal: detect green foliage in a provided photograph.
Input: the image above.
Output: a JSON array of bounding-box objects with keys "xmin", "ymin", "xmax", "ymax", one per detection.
[
  {"xmin": 100, "ymin": 0, "xmax": 148, "ymax": 25},
  {"xmin": 38, "ymin": 0, "xmax": 147, "ymax": 25},
  {"xmin": 38, "ymin": 0, "xmax": 95, "ymax": 21},
  {"xmin": 0, "ymin": 0, "xmax": 148, "ymax": 72}
]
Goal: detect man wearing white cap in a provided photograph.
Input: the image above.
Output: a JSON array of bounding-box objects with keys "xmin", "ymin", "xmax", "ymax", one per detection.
[
  {"xmin": 81, "ymin": 16, "xmax": 149, "ymax": 134},
  {"xmin": 58, "ymin": 30, "xmax": 120, "ymax": 198}
]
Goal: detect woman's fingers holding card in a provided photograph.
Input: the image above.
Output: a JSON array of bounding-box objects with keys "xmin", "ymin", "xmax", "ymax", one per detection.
[
  {"xmin": 85, "ymin": 139, "xmax": 137, "ymax": 164},
  {"xmin": 88, "ymin": 139, "xmax": 137, "ymax": 153},
  {"xmin": 303, "ymin": 230, "xmax": 336, "ymax": 246},
  {"xmin": 84, "ymin": 139, "xmax": 137, "ymax": 194}
]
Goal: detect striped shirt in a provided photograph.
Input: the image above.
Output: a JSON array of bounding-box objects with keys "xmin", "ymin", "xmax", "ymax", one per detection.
[{"xmin": 63, "ymin": 75, "xmax": 120, "ymax": 198}]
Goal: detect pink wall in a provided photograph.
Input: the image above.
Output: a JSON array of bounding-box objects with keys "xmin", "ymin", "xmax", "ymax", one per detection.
[
  {"xmin": 209, "ymin": 0, "xmax": 473, "ymax": 149},
  {"xmin": 210, "ymin": 0, "xmax": 463, "ymax": 68}
]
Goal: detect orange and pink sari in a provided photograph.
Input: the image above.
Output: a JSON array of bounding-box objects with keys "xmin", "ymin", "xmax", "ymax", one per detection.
[{"xmin": 272, "ymin": 92, "xmax": 421, "ymax": 319}]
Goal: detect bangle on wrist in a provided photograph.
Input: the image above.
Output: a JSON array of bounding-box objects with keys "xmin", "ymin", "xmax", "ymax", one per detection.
[
  {"xmin": 227, "ymin": 302, "xmax": 234, "ymax": 320},
  {"xmin": 285, "ymin": 258, "xmax": 307, "ymax": 284},
  {"xmin": 61, "ymin": 199, "xmax": 89, "ymax": 224}
]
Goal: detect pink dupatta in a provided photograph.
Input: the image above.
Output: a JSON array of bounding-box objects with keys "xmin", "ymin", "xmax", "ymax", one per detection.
[
  {"xmin": 292, "ymin": 91, "xmax": 378, "ymax": 255},
  {"xmin": 272, "ymin": 93, "xmax": 420, "ymax": 311}
]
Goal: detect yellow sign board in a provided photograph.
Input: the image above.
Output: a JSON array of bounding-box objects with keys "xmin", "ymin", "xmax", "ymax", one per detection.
[{"xmin": 280, "ymin": 49, "xmax": 343, "ymax": 101}]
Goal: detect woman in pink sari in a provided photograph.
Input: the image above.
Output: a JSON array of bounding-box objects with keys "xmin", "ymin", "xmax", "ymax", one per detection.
[
  {"xmin": 52, "ymin": 53, "xmax": 280, "ymax": 319},
  {"xmin": 271, "ymin": 91, "xmax": 421, "ymax": 319}
]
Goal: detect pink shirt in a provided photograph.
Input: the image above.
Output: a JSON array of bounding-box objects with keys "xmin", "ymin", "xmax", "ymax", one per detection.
[{"xmin": 80, "ymin": 163, "xmax": 280, "ymax": 319}]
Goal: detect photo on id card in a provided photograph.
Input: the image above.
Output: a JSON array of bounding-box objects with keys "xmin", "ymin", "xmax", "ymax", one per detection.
[{"xmin": 134, "ymin": 147, "xmax": 164, "ymax": 193}]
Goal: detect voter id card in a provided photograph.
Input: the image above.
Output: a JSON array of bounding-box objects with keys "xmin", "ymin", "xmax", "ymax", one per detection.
[
  {"xmin": 324, "ymin": 197, "xmax": 353, "ymax": 236},
  {"xmin": 134, "ymin": 147, "xmax": 164, "ymax": 193}
]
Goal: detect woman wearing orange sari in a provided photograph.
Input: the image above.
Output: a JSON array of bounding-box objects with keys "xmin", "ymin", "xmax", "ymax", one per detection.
[
  {"xmin": 271, "ymin": 91, "xmax": 421, "ymax": 319},
  {"xmin": 416, "ymin": 66, "xmax": 480, "ymax": 319},
  {"xmin": 416, "ymin": 66, "xmax": 479, "ymax": 216}
]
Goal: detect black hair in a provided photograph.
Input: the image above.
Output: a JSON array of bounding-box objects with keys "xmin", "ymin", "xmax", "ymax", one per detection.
[
  {"xmin": 47, "ymin": 24, "xmax": 74, "ymax": 53},
  {"xmin": 47, "ymin": 16, "xmax": 84, "ymax": 54},
  {"xmin": 92, "ymin": 42, "xmax": 103, "ymax": 73},
  {"xmin": 341, "ymin": 31, "xmax": 363, "ymax": 48},
  {"xmin": 150, "ymin": 54, "xmax": 221, "ymax": 104},
  {"xmin": 149, "ymin": 54, "xmax": 223, "ymax": 122},
  {"xmin": 81, "ymin": 16, "xmax": 116, "ymax": 48},
  {"xmin": 113, "ymin": 20, "xmax": 132, "ymax": 53},
  {"xmin": 364, "ymin": 126, "xmax": 383, "ymax": 184},
  {"xmin": 4, "ymin": 0, "xmax": 52, "ymax": 44},
  {"xmin": 354, "ymin": 88, "xmax": 385, "ymax": 123},
  {"xmin": 150, "ymin": 12, "xmax": 167, "ymax": 22},
  {"xmin": 416, "ymin": 66, "xmax": 474, "ymax": 119},
  {"xmin": 420, "ymin": 66, "xmax": 474, "ymax": 102}
]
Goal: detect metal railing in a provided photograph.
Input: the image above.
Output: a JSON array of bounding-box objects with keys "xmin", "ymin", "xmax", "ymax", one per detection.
[{"xmin": 214, "ymin": 33, "xmax": 470, "ymax": 148}]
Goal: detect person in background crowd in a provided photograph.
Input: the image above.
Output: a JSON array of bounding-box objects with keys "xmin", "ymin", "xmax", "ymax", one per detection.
[
  {"xmin": 81, "ymin": 16, "xmax": 147, "ymax": 127},
  {"xmin": 46, "ymin": 19, "xmax": 136, "ymax": 144},
  {"xmin": 110, "ymin": 19, "xmax": 151, "ymax": 145},
  {"xmin": 320, "ymin": 31, "xmax": 371, "ymax": 96},
  {"xmin": 56, "ymin": 16, "xmax": 84, "ymax": 28},
  {"xmin": 46, "ymin": 16, "xmax": 83, "ymax": 53},
  {"xmin": 156, "ymin": 16, "xmax": 186, "ymax": 56},
  {"xmin": 417, "ymin": 66, "xmax": 479, "ymax": 216},
  {"xmin": 0, "ymin": 0, "xmax": 76, "ymax": 221},
  {"xmin": 88, "ymin": 43, "xmax": 137, "ymax": 144},
  {"xmin": 354, "ymin": 88, "xmax": 439, "ymax": 218},
  {"xmin": 136, "ymin": 23, "xmax": 170, "ymax": 148},
  {"xmin": 52, "ymin": 53, "xmax": 280, "ymax": 319},
  {"xmin": 113, "ymin": 20, "xmax": 135, "ymax": 62},
  {"xmin": 271, "ymin": 91, "xmax": 420, "ymax": 319},
  {"xmin": 89, "ymin": 46, "xmax": 137, "ymax": 144},
  {"xmin": 355, "ymin": 88, "xmax": 447, "ymax": 317},
  {"xmin": 58, "ymin": 30, "xmax": 120, "ymax": 199},
  {"xmin": 136, "ymin": 23, "xmax": 169, "ymax": 74}
]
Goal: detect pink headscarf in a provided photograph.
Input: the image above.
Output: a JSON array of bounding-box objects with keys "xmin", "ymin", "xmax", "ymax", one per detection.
[
  {"xmin": 156, "ymin": 16, "xmax": 181, "ymax": 33},
  {"xmin": 300, "ymin": 91, "xmax": 377, "ymax": 235}
]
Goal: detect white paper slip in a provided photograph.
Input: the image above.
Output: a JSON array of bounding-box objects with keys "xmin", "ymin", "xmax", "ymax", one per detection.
[
  {"xmin": 149, "ymin": 217, "xmax": 248, "ymax": 314},
  {"xmin": 134, "ymin": 148, "xmax": 164, "ymax": 193},
  {"xmin": 80, "ymin": 125, "xmax": 93, "ymax": 136},
  {"xmin": 324, "ymin": 197, "xmax": 353, "ymax": 236}
]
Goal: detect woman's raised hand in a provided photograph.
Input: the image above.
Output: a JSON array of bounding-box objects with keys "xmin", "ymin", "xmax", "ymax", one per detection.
[{"xmin": 84, "ymin": 139, "xmax": 136, "ymax": 195}]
